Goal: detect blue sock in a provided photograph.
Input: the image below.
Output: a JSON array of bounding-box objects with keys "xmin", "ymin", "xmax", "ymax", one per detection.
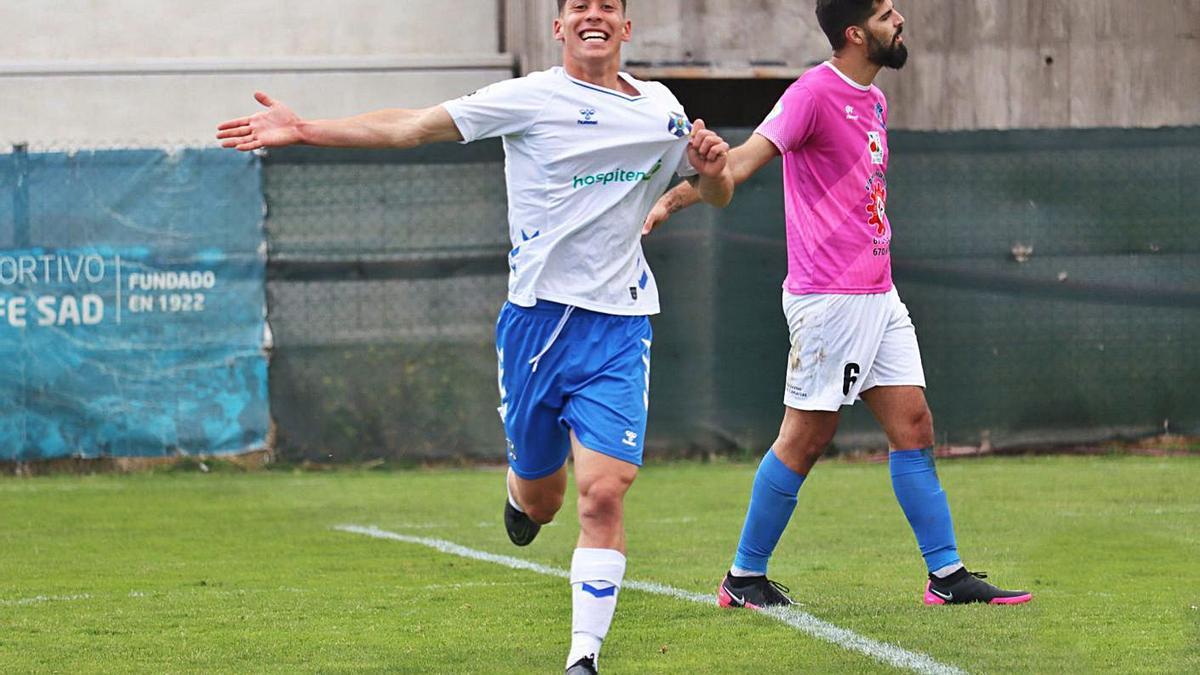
[
  {"xmin": 889, "ymin": 448, "xmax": 961, "ymax": 573},
  {"xmin": 731, "ymin": 449, "xmax": 807, "ymax": 575}
]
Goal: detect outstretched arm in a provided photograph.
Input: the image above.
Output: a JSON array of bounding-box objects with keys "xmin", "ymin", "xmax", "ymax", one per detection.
[
  {"xmin": 643, "ymin": 133, "xmax": 780, "ymax": 234},
  {"xmin": 216, "ymin": 92, "xmax": 463, "ymax": 152}
]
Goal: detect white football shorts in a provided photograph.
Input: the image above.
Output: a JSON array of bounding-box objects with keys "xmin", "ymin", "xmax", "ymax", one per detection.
[{"xmin": 781, "ymin": 287, "xmax": 926, "ymax": 411}]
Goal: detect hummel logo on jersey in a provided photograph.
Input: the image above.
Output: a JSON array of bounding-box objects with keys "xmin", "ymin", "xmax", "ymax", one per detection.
[
  {"xmin": 577, "ymin": 108, "xmax": 598, "ymax": 125},
  {"xmin": 622, "ymin": 430, "xmax": 638, "ymax": 447},
  {"xmin": 845, "ymin": 105, "xmax": 859, "ymax": 120}
]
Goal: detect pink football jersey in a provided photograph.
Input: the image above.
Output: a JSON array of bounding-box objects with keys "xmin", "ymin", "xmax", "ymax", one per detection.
[{"xmin": 755, "ymin": 62, "xmax": 893, "ymax": 294}]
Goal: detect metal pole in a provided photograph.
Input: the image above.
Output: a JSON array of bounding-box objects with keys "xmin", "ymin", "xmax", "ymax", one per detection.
[
  {"xmin": 13, "ymin": 142, "xmax": 30, "ymax": 249},
  {"xmin": 10, "ymin": 143, "xmax": 30, "ymax": 455}
]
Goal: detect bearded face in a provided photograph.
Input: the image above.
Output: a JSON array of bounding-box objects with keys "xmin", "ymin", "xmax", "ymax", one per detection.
[{"xmin": 866, "ymin": 23, "xmax": 908, "ymax": 69}]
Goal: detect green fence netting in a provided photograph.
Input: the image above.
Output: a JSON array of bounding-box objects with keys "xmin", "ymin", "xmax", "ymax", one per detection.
[{"xmin": 262, "ymin": 127, "xmax": 1200, "ymax": 461}]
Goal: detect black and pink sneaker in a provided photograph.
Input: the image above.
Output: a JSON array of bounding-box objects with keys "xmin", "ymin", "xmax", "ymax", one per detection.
[
  {"xmin": 717, "ymin": 572, "xmax": 796, "ymax": 609},
  {"xmin": 924, "ymin": 568, "xmax": 1032, "ymax": 605}
]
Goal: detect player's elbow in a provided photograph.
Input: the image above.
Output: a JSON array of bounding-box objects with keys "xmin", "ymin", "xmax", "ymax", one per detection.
[{"xmin": 409, "ymin": 106, "xmax": 462, "ymax": 147}]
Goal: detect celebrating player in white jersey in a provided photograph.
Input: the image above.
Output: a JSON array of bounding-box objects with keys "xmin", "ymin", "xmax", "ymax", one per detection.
[
  {"xmin": 217, "ymin": 1, "xmax": 733, "ymax": 672},
  {"xmin": 643, "ymin": 0, "xmax": 1031, "ymax": 608}
]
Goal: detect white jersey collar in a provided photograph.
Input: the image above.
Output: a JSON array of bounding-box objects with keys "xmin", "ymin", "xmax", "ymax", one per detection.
[
  {"xmin": 559, "ymin": 67, "xmax": 647, "ymax": 101},
  {"xmin": 822, "ymin": 61, "xmax": 873, "ymax": 92}
]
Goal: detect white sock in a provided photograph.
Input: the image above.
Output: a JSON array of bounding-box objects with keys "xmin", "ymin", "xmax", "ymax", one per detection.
[
  {"xmin": 506, "ymin": 469, "xmax": 523, "ymax": 512},
  {"xmin": 729, "ymin": 566, "xmax": 765, "ymax": 579},
  {"xmin": 567, "ymin": 548, "xmax": 626, "ymax": 669},
  {"xmin": 932, "ymin": 562, "xmax": 964, "ymax": 579}
]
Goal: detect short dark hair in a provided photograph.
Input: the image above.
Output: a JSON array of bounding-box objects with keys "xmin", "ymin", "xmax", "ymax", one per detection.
[
  {"xmin": 557, "ymin": 0, "xmax": 628, "ymax": 13},
  {"xmin": 815, "ymin": 0, "xmax": 879, "ymax": 50}
]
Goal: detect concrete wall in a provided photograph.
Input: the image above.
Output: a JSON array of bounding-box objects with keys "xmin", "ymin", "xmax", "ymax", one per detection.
[
  {"xmin": 875, "ymin": 0, "xmax": 1200, "ymax": 129},
  {"xmin": 506, "ymin": 0, "xmax": 827, "ymax": 77},
  {"xmin": 5, "ymin": 0, "xmax": 1197, "ymax": 148},
  {"xmin": 1, "ymin": 1, "xmax": 513, "ymax": 149},
  {"xmin": 509, "ymin": 0, "xmax": 1200, "ymax": 130}
]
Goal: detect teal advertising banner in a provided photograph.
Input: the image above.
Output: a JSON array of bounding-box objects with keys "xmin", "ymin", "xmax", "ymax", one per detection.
[{"xmin": 0, "ymin": 149, "xmax": 268, "ymax": 460}]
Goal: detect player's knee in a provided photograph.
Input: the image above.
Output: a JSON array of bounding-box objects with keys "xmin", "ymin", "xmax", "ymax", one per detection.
[
  {"xmin": 904, "ymin": 406, "xmax": 934, "ymax": 447},
  {"xmin": 775, "ymin": 443, "xmax": 825, "ymax": 474},
  {"xmin": 524, "ymin": 502, "xmax": 561, "ymax": 525},
  {"xmin": 775, "ymin": 429, "xmax": 834, "ymax": 467},
  {"xmin": 577, "ymin": 480, "xmax": 628, "ymax": 525},
  {"xmin": 524, "ymin": 492, "xmax": 564, "ymax": 525}
]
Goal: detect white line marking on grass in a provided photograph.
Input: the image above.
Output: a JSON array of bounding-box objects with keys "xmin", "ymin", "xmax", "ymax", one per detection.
[
  {"xmin": 335, "ymin": 524, "xmax": 966, "ymax": 675},
  {"xmin": 644, "ymin": 516, "xmax": 697, "ymax": 525},
  {"xmin": 418, "ymin": 581, "xmax": 532, "ymax": 591},
  {"xmin": 0, "ymin": 593, "xmax": 92, "ymax": 606}
]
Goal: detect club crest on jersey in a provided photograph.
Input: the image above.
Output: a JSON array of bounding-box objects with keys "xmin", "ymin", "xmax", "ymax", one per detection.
[
  {"xmin": 578, "ymin": 108, "xmax": 598, "ymax": 125},
  {"xmin": 667, "ymin": 111, "xmax": 692, "ymax": 138},
  {"xmin": 867, "ymin": 131, "xmax": 884, "ymax": 164}
]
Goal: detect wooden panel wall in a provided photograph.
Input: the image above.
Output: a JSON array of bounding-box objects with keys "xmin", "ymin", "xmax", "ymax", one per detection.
[
  {"xmin": 623, "ymin": 0, "xmax": 827, "ymax": 71},
  {"xmin": 503, "ymin": 0, "xmax": 560, "ymax": 74},
  {"xmin": 505, "ymin": 1, "xmax": 827, "ymax": 77},
  {"xmin": 877, "ymin": 0, "xmax": 1200, "ymax": 129}
]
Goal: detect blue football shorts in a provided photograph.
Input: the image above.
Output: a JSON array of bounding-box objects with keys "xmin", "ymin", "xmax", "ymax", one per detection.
[{"xmin": 495, "ymin": 300, "xmax": 652, "ymax": 480}]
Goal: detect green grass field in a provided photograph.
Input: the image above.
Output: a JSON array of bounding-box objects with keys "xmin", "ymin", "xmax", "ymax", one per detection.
[{"xmin": 1, "ymin": 455, "xmax": 1197, "ymax": 673}]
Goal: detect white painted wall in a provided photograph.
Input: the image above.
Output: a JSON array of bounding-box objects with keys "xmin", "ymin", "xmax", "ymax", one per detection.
[
  {"xmin": 0, "ymin": 0, "xmax": 500, "ymax": 59},
  {"xmin": 1, "ymin": 1, "xmax": 513, "ymax": 149},
  {"xmin": 2, "ymin": 65, "xmax": 512, "ymax": 150}
]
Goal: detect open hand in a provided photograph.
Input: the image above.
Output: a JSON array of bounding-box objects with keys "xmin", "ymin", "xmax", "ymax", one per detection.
[
  {"xmin": 216, "ymin": 92, "xmax": 303, "ymax": 151},
  {"xmin": 642, "ymin": 197, "xmax": 672, "ymax": 236}
]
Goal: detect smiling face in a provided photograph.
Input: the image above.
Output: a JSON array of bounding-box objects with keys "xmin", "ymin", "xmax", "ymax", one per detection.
[{"xmin": 554, "ymin": 0, "xmax": 632, "ymax": 69}]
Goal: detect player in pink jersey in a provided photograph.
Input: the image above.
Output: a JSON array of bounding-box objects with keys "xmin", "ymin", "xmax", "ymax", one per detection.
[{"xmin": 644, "ymin": 0, "xmax": 1031, "ymax": 608}]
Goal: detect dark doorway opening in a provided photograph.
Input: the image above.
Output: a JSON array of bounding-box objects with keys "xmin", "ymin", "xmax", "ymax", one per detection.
[{"xmin": 657, "ymin": 79, "xmax": 795, "ymax": 127}]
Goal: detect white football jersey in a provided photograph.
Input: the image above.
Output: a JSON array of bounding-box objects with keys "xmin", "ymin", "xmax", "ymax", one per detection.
[{"xmin": 442, "ymin": 67, "xmax": 698, "ymax": 316}]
